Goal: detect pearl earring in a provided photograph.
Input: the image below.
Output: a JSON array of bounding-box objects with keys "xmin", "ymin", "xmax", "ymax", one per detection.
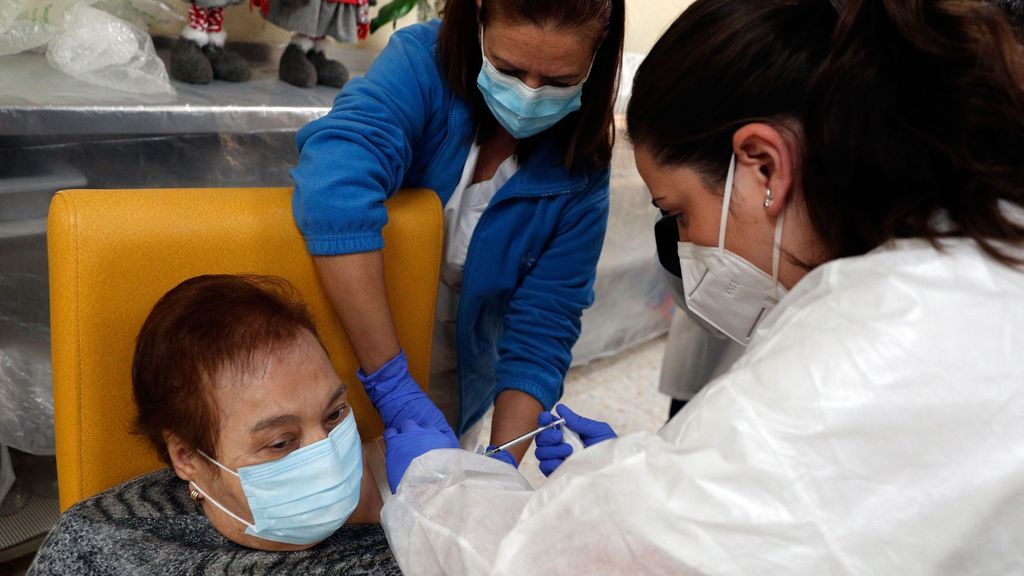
[{"xmin": 763, "ymin": 188, "xmax": 774, "ymax": 208}]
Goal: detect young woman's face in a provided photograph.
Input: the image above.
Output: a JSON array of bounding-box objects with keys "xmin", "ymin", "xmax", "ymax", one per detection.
[
  {"xmin": 635, "ymin": 144, "xmax": 777, "ymax": 275},
  {"xmin": 193, "ymin": 329, "xmax": 351, "ymax": 551},
  {"xmin": 481, "ymin": 20, "xmax": 595, "ymax": 89}
]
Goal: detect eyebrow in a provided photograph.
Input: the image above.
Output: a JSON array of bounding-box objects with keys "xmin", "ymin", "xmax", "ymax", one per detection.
[
  {"xmin": 490, "ymin": 52, "xmax": 580, "ymax": 83},
  {"xmin": 249, "ymin": 384, "xmax": 348, "ymax": 433},
  {"xmin": 324, "ymin": 384, "xmax": 347, "ymax": 412}
]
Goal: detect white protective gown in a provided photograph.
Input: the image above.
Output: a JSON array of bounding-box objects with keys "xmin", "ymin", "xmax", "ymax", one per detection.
[{"xmin": 382, "ymin": 236, "xmax": 1024, "ymax": 575}]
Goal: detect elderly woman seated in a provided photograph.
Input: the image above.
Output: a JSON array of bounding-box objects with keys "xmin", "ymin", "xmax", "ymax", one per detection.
[{"xmin": 29, "ymin": 275, "xmax": 401, "ymax": 575}]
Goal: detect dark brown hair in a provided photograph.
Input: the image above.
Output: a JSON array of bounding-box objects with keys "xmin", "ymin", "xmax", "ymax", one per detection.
[
  {"xmin": 132, "ymin": 274, "xmax": 322, "ymax": 463},
  {"xmin": 437, "ymin": 0, "xmax": 624, "ymax": 170},
  {"xmin": 628, "ymin": 0, "xmax": 1024, "ymax": 266}
]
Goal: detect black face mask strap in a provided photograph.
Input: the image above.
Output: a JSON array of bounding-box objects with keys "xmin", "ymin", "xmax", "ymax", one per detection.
[{"xmin": 654, "ymin": 212, "xmax": 682, "ymax": 278}]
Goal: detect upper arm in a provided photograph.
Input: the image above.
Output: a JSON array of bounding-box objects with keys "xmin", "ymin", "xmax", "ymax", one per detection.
[{"xmin": 291, "ymin": 26, "xmax": 447, "ymax": 256}]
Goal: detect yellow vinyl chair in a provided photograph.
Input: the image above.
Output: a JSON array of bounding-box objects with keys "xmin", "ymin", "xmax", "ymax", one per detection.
[{"xmin": 48, "ymin": 187, "xmax": 441, "ymax": 512}]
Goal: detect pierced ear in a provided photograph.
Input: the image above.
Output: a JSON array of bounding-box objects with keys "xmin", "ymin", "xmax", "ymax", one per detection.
[
  {"xmin": 164, "ymin": 430, "xmax": 200, "ymax": 482},
  {"xmin": 732, "ymin": 123, "xmax": 795, "ymax": 218}
]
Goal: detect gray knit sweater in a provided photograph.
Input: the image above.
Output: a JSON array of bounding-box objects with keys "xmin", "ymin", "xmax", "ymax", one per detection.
[{"xmin": 28, "ymin": 468, "xmax": 401, "ymax": 575}]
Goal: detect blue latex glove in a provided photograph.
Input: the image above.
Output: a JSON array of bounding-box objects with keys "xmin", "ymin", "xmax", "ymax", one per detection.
[
  {"xmin": 535, "ymin": 404, "xmax": 617, "ymax": 477},
  {"xmin": 558, "ymin": 404, "xmax": 617, "ymax": 446},
  {"xmin": 484, "ymin": 446, "xmax": 518, "ymax": 468},
  {"xmin": 358, "ymin": 351, "xmax": 457, "ymax": 444},
  {"xmin": 383, "ymin": 419, "xmax": 459, "ymax": 494},
  {"xmin": 535, "ymin": 411, "xmax": 572, "ymax": 477}
]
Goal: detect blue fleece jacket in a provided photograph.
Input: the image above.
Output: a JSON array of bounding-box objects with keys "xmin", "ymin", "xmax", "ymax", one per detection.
[{"xmin": 291, "ymin": 21, "xmax": 610, "ymax": 434}]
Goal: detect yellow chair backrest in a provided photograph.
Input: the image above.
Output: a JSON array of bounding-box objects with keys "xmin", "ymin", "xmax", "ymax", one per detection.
[{"xmin": 48, "ymin": 187, "xmax": 441, "ymax": 512}]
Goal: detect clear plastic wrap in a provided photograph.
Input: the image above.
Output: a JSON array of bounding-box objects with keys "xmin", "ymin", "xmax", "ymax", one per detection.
[
  {"xmin": 0, "ymin": 0, "xmax": 70, "ymax": 56},
  {"xmin": 0, "ymin": 445, "xmax": 13, "ymax": 505},
  {"xmin": 572, "ymin": 51, "xmax": 671, "ymax": 365},
  {"xmin": 0, "ymin": 343, "xmax": 54, "ymax": 456},
  {"xmin": 93, "ymin": 0, "xmax": 183, "ymax": 29},
  {"xmin": 46, "ymin": 3, "xmax": 172, "ymax": 94},
  {"xmin": 0, "ymin": 0, "xmax": 172, "ymax": 94}
]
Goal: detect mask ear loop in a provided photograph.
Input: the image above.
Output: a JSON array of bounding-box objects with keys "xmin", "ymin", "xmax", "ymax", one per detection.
[
  {"xmin": 722, "ymin": 153, "xmax": 787, "ymax": 298},
  {"xmin": 771, "ymin": 206, "xmax": 786, "ymax": 298},
  {"xmin": 718, "ymin": 154, "xmax": 737, "ymax": 254},
  {"xmin": 197, "ymin": 449, "xmax": 240, "ymax": 478},
  {"xmin": 188, "ymin": 481, "xmax": 256, "ymax": 530},
  {"xmin": 189, "ymin": 451, "xmax": 254, "ymax": 529}
]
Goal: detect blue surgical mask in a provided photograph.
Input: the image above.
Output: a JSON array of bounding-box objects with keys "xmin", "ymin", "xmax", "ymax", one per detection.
[
  {"xmin": 476, "ymin": 29, "xmax": 592, "ymax": 139},
  {"xmin": 190, "ymin": 410, "xmax": 363, "ymax": 546}
]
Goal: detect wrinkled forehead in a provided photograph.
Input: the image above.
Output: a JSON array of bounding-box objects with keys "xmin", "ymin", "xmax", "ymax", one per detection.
[{"xmin": 483, "ymin": 20, "xmax": 596, "ymax": 77}]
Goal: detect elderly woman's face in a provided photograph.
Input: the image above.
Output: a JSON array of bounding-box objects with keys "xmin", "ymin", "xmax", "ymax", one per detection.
[{"xmin": 194, "ymin": 329, "xmax": 350, "ymax": 551}]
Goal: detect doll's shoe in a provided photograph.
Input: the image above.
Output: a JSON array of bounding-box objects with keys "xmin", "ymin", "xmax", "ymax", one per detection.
[
  {"xmin": 307, "ymin": 50, "xmax": 350, "ymax": 88},
  {"xmin": 279, "ymin": 43, "xmax": 316, "ymax": 88},
  {"xmin": 203, "ymin": 45, "xmax": 252, "ymax": 83},
  {"xmin": 170, "ymin": 38, "xmax": 212, "ymax": 84}
]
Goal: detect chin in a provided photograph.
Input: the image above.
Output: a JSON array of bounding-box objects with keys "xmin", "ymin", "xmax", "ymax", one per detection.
[
  {"xmin": 213, "ymin": 522, "xmax": 322, "ymax": 552},
  {"xmin": 241, "ymin": 538, "xmax": 318, "ymax": 553}
]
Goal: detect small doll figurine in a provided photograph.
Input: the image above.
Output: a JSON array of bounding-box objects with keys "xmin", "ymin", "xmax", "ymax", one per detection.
[
  {"xmin": 259, "ymin": 0, "xmax": 371, "ymax": 88},
  {"xmin": 170, "ymin": 0, "xmax": 253, "ymax": 84}
]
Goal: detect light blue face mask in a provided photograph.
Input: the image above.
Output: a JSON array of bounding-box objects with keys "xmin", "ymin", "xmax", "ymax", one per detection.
[
  {"xmin": 190, "ymin": 410, "xmax": 362, "ymax": 546},
  {"xmin": 476, "ymin": 29, "xmax": 593, "ymax": 139}
]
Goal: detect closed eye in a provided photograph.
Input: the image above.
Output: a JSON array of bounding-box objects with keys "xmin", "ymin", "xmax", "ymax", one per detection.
[{"xmin": 267, "ymin": 437, "xmax": 295, "ymax": 452}]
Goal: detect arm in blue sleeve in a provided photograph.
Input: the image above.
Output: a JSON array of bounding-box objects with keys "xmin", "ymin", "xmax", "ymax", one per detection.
[
  {"xmin": 291, "ymin": 25, "xmax": 445, "ymax": 256},
  {"xmin": 493, "ymin": 169, "xmax": 611, "ymax": 409}
]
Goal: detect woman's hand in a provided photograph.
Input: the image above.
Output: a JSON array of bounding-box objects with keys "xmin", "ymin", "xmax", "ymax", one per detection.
[
  {"xmin": 535, "ymin": 404, "xmax": 617, "ymax": 477},
  {"xmin": 358, "ymin": 351, "xmax": 456, "ymax": 444},
  {"xmin": 384, "ymin": 420, "xmax": 459, "ymax": 494}
]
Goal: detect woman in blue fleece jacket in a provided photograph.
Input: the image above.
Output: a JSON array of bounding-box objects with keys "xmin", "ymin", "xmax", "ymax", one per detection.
[{"xmin": 291, "ymin": 0, "xmax": 624, "ymax": 463}]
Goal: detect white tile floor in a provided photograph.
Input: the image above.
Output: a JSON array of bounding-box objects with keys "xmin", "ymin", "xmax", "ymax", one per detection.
[{"xmin": 473, "ymin": 336, "xmax": 671, "ymax": 488}]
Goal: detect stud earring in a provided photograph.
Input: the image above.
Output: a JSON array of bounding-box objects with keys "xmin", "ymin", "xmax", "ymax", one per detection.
[{"xmin": 763, "ymin": 188, "xmax": 774, "ymax": 208}]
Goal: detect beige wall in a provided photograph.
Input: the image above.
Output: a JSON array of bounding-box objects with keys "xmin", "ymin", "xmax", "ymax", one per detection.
[
  {"xmin": 624, "ymin": 0, "xmax": 693, "ymax": 54},
  {"xmin": 153, "ymin": 0, "xmax": 694, "ymax": 55}
]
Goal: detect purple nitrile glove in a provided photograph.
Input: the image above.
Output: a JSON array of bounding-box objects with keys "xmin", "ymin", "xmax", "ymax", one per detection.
[
  {"xmin": 484, "ymin": 445, "xmax": 518, "ymax": 468},
  {"xmin": 383, "ymin": 420, "xmax": 459, "ymax": 494},
  {"xmin": 535, "ymin": 411, "xmax": 572, "ymax": 477},
  {"xmin": 557, "ymin": 404, "xmax": 617, "ymax": 447},
  {"xmin": 358, "ymin": 351, "xmax": 456, "ymax": 445}
]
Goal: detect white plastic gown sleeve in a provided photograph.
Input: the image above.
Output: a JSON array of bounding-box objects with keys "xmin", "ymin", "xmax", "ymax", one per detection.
[{"xmin": 381, "ymin": 238, "xmax": 1024, "ymax": 576}]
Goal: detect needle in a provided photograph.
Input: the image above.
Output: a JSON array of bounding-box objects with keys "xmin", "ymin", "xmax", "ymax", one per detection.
[{"xmin": 481, "ymin": 418, "xmax": 566, "ymax": 456}]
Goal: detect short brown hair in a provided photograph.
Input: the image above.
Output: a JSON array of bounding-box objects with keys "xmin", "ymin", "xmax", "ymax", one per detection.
[
  {"xmin": 437, "ymin": 0, "xmax": 624, "ymax": 170},
  {"xmin": 132, "ymin": 274, "xmax": 322, "ymax": 463}
]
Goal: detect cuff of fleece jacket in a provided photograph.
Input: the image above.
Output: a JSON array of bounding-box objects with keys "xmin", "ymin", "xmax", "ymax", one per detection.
[
  {"xmin": 495, "ymin": 378, "xmax": 560, "ymax": 412},
  {"xmin": 304, "ymin": 232, "xmax": 384, "ymax": 256},
  {"xmin": 357, "ymin": 349, "xmax": 410, "ymax": 386}
]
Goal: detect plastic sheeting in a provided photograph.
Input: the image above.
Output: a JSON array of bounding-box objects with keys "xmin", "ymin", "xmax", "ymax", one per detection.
[
  {"xmin": 0, "ymin": 0, "xmax": 174, "ymax": 94},
  {"xmin": 0, "ymin": 445, "xmax": 13, "ymax": 506},
  {"xmin": 0, "ymin": 47, "xmax": 666, "ymax": 455}
]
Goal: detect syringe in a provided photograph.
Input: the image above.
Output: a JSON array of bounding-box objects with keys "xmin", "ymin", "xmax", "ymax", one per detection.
[{"xmin": 479, "ymin": 418, "xmax": 566, "ymax": 457}]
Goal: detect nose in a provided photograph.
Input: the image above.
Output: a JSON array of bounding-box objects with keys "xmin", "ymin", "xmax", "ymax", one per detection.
[
  {"xmin": 522, "ymin": 74, "xmax": 545, "ymax": 90},
  {"xmin": 304, "ymin": 428, "xmax": 329, "ymax": 447}
]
